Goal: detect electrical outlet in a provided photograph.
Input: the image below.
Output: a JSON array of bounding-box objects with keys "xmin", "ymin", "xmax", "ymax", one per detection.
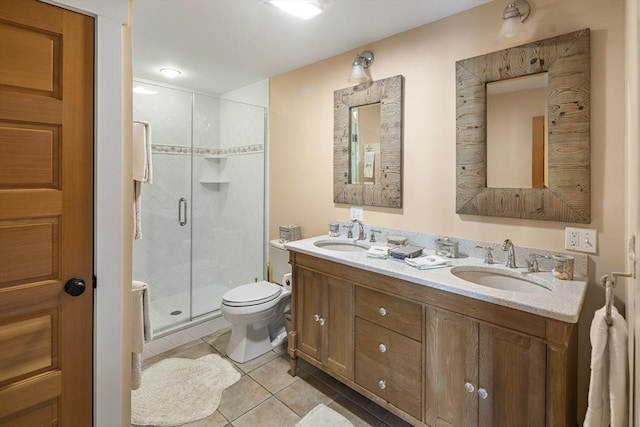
[
  {"xmin": 350, "ymin": 206, "xmax": 363, "ymax": 221},
  {"xmin": 564, "ymin": 226, "xmax": 597, "ymax": 254}
]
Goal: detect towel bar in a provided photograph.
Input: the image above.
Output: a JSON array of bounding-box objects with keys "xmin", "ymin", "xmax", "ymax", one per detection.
[{"xmin": 600, "ymin": 235, "xmax": 637, "ymax": 326}]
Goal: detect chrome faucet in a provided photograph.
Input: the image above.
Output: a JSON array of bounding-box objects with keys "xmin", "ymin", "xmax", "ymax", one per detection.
[
  {"xmin": 502, "ymin": 239, "xmax": 517, "ymax": 268},
  {"xmin": 352, "ymin": 219, "xmax": 365, "ymax": 240}
]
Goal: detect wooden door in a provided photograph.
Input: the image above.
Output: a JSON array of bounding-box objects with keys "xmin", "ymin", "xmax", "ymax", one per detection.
[
  {"xmin": 425, "ymin": 307, "xmax": 478, "ymax": 427},
  {"xmin": 322, "ymin": 276, "xmax": 353, "ymax": 378},
  {"xmin": 478, "ymin": 325, "xmax": 546, "ymax": 427},
  {"xmin": 295, "ymin": 267, "xmax": 323, "ymax": 362},
  {"xmin": 0, "ymin": 1, "xmax": 94, "ymax": 425}
]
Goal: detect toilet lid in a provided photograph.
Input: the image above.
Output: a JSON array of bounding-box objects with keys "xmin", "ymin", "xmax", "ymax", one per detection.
[{"xmin": 222, "ymin": 281, "xmax": 282, "ymax": 307}]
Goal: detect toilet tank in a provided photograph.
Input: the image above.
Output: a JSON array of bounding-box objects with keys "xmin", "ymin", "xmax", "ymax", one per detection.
[{"xmin": 269, "ymin": 239, "xmax": 291, "ymax": 285}]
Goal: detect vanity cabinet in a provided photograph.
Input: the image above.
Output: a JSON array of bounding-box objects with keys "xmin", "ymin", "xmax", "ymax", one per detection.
[
  {"xmin": 287, "ymin": 252, "xmax": 578, "ymax": 427},
  {"xmin": 424, "ymin": 307, "xmax": 545, "ymax": 427},
  {"xmin": 294, "ymin": 265, "xmax": 354, "ymax": 379}
]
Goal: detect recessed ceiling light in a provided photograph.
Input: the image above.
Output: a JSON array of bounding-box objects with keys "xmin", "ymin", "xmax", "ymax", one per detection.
[
  {"xmin": 159, "ymin": 68, "xmax": 182, "ymax": 78},
  {"xmin": 268, "ymin": 0, "xmax": 324, "ymax": 20}
]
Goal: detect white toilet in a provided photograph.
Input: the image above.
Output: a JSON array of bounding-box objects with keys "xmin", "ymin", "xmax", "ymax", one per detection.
[{"xmin": 221, "ymin": 240, "xmax": 292, "ymax": 363}]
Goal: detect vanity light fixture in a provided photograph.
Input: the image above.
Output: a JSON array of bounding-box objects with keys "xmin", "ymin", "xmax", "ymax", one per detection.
[
  {"xmin": 347, "ymin": 50, "xmax": 374, "ymax": 85},
  {"xmin": 159, "ymin": 67, "xmax": 182, "ymax": 78},
  {"xmin": 497, "ymin": 0, "xmax": 531, "ymax": 43},
  {"xmin": 268, "ymin": 0, "xmax": 324, "ymax": 20}
]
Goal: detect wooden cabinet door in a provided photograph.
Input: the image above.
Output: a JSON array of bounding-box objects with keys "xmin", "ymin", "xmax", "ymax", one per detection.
[
  {"xmin": 0, "ymin": 1, "xmax": 94, "ymax": 425},
  {"xmin": 478, "ymin": 325, "xmax": 546, "ymax": 427},
  {"xmin": 322, "ymin": 276, "xmax": 353, "ymax": 378},
  {"xmin": 425, "ymin": 307, "xmax": 479, "ymax": 427},
  {"xmin": 295, "ymin": 267, "xmax": 323, "ymax": 361}
]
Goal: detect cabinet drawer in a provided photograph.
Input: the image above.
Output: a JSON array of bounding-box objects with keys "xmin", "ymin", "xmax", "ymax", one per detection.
[
  {"xmin": 355, "ymin": 318, "xmax": 422, "ymax": 419},
  {"xmin": 355, "ymin": 286, "xmax": 422, "ymax": 340}
]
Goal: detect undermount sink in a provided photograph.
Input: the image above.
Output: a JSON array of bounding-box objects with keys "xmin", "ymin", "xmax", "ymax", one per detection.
[
  {"xmin": 313, "ymin": 239, "xmax": 370, "ymax": 252},
  {"xmin": 450, "ymin": 266, "xmax": 551, "ymax": 294}
]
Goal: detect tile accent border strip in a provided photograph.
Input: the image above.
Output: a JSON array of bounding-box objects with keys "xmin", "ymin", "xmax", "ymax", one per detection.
[{"xmin": 151, "ymin": 144, "xmax": 264, "ymax": 156}]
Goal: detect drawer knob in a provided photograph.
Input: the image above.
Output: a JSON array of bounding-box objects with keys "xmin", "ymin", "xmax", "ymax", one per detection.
[
  {"xmin": 378, "ymin": 343, "xmax": 387, "ymax": 353},
  {"xmin": 464, "ymin": 382, "xmax": 475, "ymax": 393},
  {"xmin": 313, "ymin": 314, "xmax": 320, "ymax": 322},
  {"xmin": 378, "ymin": 380, "xmax": 386, "ymax": 390},
  {"xmin": 378, "ymin": 307, "xmax": 387, "ymax": 316},
  {"xmin": 478, "ymin": 388, "xmax": 488, "ymax": 399},
  {"xmin": 318, "ymin": 317, "xmax": 325, "ymax": 326}
]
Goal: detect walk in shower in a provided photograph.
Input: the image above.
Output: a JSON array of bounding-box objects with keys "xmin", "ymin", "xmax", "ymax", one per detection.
[{"xmin": 133, "ymin": 81, "xmax": 266, "ymax": 334}]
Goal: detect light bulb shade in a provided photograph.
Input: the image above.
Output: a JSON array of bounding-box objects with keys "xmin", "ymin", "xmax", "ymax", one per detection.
[
  {"xmin": 496, "ymin": 0, "xmax": 531, "ymax": 44},
  {"xmin": 348, "ymin": 64, "xmax": 369, "ymax": 84},
  {"xmin": 347, "ymin": 51, "xmax": 374, "ymax": 84},
  {"xmin": 497, "ymin": 15, "xmax": 529, "ymax": 42}
]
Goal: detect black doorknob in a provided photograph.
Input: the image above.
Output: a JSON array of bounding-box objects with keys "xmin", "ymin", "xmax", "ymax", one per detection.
[{"xmin": 64, "ymin": 278, "xmax": 86, "ymax": 296}]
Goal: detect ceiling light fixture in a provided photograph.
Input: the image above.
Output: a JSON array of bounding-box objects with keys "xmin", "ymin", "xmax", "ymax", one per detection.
[
  {"xmin": 497, "ymin": 0, "xmax": 531, "ymax": 44},
  {"xmin": 269, "ymin": 0, "xmax": 324, "ymax": 20},
  {"xmin": 347, "ymin": 51, "xmax": 374, "ymax": 85},
  {"xmin": 159, "ymin": 68, "xmax": 182, "ymax": 78}
]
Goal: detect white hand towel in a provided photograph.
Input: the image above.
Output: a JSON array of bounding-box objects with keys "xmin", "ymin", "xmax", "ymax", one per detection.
[
  {"xmin": 366, "ymin": 246, "xmax": 389, "ymax": 259},
  {"xmin": 132, "ymin": 121, "xmax": 153, "ymax": 183},
  {"xmin": 133, "ymin": 180, "xmax": 142, "ymax": 240},
  {"xmin": 363, "ymin": 151, "xmax": 375, "ymax": 178},
  {"xmin": 584, "ymin": 305, "xmax": 628, "ymax": 427},
  {"xmin": 132, "ymin": 122, "xmax": 147, "ymax": 182},
  {"xmin": 132, "ymin": 121, "xmax": 153, "ymax": 240},
  {"xmin": 405, "ymin": 255, "xmax": 451, "ymax": 270}
]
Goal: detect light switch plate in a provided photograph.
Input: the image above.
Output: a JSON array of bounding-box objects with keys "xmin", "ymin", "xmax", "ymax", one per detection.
[
  {"xmin": 564, "ymin": 226, "xmax": 597, "ymax": 254},
  {"xmin": 350, "ymin": 206, "xmax": 363, "ymax": 221}
]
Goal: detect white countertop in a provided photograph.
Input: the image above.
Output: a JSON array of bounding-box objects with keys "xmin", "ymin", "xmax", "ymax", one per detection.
[{"xmin": 285, "ymin": 235, "xmax": 588, "ymax": 323}]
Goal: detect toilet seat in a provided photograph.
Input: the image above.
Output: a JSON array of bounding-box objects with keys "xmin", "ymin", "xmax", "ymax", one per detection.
[{"xmin": 222, "ymin": 281, "xmax": 282, "ymax": 307}]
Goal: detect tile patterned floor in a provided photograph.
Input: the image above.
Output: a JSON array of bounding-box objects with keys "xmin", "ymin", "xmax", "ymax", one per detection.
[{"xmin": 135, "ymin": 330, "xmax": 413, "ymax": 427}]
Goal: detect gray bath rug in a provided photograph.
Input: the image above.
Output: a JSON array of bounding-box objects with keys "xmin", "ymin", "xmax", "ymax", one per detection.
[
  {"xmin": 131, "ymin": 354, "xmax": 240, "ymax": 426},
  {"xmin": 295, "ymin": 403, "xmax": 355, "ymax": 427}
]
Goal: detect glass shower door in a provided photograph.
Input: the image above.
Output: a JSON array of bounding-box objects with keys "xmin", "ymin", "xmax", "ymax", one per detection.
[
  {"xmin": 190, "ymin": 95, "xmax": 266, "ymax": 318},
  {"xmin": 133, "ymin": 82, "xmax": 193, "ymax": 333}
]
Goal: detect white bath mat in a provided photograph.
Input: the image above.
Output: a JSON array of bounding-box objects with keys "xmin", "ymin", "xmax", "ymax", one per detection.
[
  {"xmin": 296, "ymin": 403, "xmax": 355, "ymax": 427},
  {"xmin": 132, "ymin": 354, "xmax": 240, "ymax": 426}
]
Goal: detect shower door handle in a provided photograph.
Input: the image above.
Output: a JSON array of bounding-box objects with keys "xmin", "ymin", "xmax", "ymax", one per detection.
[{"xmin": 178, "ymin": 197, "xmax": 187, "ymax": 226}]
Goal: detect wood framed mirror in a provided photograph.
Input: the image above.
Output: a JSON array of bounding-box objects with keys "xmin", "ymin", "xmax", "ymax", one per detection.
[
  {"xmin": 456, "ymin": 29, "xmax": 590, "ymax": 222},
  {"xmin": 334, "ymin": 75, "xmax": 403, "ymax": 208}
]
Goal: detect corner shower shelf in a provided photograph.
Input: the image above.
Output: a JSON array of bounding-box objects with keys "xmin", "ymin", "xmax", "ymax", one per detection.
[
  {"xmin": 200, "ymin": 176, "xmax": 229, "ymax": 184},
  {"xmin": 201, "ymin": 155, "xmax": 229, "ymax": 184}
]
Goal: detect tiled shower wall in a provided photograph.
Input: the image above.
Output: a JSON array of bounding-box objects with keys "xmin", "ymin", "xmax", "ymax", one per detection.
[{"xmin": 133, "ymin": 81, "xmax": 265, "ymax": 332}]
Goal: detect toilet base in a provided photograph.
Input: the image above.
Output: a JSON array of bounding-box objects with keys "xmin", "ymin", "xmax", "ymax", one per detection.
[{"xmin": 226, "ymin": 322, "xmax": 288, "ymax": 363}]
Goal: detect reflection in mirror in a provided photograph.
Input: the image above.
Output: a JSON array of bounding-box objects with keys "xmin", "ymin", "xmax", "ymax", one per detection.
[
  {"xmin": 486, "ymin": 73, "xmax": 548, "ymax": 189},
  {"xmin": 334, "ymin": 74, "xmax": 403, "ymax": 208},
  {"xmin": 350, "ymin": 103, "xmax": 381, "ymax": 184}
]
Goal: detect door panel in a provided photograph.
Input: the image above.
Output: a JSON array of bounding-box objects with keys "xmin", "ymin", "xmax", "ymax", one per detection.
[
  {"xmin": 323, "ymin": 276, "xmax": 353, "ymax": 378},
  {"xmin": 296, "ymin": 267, "xmax": 323, "ymax": 361},
  {"xmin": 425, "ymin": 307, "xmax": 479, "ymax": 427},
  {"xmin": 0, "ymin": 0, "xmax": 94, "ymax": 425},
  {"xmin": 478, "ymin": 325, "xmax": 545, "ymax": 427}
]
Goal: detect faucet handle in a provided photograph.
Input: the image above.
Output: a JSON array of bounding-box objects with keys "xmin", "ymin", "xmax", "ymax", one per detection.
[
  {"xmin": 529, "ymin": 254, "xmax": 552, "ymax": 272},
  {"xmin": 369, "ymin": 229, "xmax": 381, "ymax": 243},
  {"xmin": 475, "ymin": 246, "xmax": 494, "ymax": 264},
  {"xmin": 344, "ymin": 223, "xmax": 354, "ymax": 239}
]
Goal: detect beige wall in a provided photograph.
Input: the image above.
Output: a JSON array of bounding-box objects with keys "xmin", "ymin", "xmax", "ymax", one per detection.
[{"xmin": 270, "ymin": 0, "xmax": 626, "ymax": 421}]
